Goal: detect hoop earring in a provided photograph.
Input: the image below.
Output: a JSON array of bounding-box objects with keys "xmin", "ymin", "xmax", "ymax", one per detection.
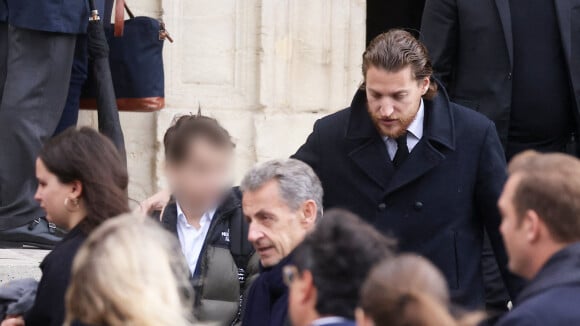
[{"xmin": 64, "ymin": 197, "xmax": 80, "ymax": 212}]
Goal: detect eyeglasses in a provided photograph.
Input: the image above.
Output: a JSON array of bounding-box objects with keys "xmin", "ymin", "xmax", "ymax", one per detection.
[{"xmin": 283, "ymin": 265, "xmax": 299, "ymax": 286}]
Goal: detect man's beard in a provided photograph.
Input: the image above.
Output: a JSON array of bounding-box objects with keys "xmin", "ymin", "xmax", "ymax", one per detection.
[{"xmin": 370, "ymin": 108, "xmax": 419, "ymax": 138}]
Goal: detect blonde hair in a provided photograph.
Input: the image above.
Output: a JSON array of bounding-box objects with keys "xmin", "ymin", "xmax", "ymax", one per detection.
[
  {"xmin": 65, "ymin": 213, "xmax": 195, "ymax": 326},
  {"xmin": 359, "ymin": 255, "xmax": 484, "ymax": 326}
]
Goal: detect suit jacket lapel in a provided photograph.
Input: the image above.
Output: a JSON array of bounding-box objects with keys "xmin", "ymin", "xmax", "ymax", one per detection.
[
  {"xmin": 494, "ymin": 0, "xmax": 514, "ymax": 68},
  {"xmin": 554, "ymin": 0, "xmax": 573, "ymax": 60}
]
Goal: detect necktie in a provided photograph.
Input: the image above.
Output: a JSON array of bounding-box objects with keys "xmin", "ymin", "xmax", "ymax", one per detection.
[{"xmin": 393, "ymin": 132, "xmax": 409, "ymax": 169}]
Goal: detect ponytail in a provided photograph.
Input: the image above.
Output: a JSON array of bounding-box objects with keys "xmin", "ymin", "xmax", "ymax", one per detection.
[{"xmin": 360, "ymin": 290, "xmax": 484, "ymax": 326}]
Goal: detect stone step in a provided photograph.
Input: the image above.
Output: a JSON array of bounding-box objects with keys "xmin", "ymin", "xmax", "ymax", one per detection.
[{"xmin": 0, "ymin": 249, "xmax": 49, "ymax": 284}]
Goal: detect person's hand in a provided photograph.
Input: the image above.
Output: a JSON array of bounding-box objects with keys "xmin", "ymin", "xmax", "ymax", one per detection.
[
  {"xmin": 137, "ymin": 189, "xmax": 171, "ymax": 217},
  {"xmin": 1, "ymin": 316, "xmax": 25, "ymax": 326}
]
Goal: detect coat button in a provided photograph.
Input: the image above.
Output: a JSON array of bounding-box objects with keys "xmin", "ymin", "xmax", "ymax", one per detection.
[
  {"xmin": 507, "ymin": 72, "xmax": 512, "ymax": 80},
  {"xmin": 414, "ymin": 201, "xmax": 423, "ymax": 210},
  {"xmin": 378, "ymin": 203, "xmax": 387, "ymax": 211}
]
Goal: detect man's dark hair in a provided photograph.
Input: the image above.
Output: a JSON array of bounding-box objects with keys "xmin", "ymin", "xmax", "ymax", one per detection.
[
  {"xmin": 293, "ymin": 209, "xmax": 396, "ymax": 319},
  {"xmin": 163, "ymin": 114, "xmax": 235, "ymax": 164}
]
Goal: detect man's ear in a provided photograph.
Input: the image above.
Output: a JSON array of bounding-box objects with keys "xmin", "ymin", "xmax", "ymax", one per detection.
[
  {"xmin": 524, "ymin": 210, "xmax": 541, "ymax": 243},
  {"xmin": 298, "ymin": 270, "xmax": 317, "ymax": 305},
  {"xmin": 70, "ymin": 180, "xmax": 83, "ymax": 200},
  {"xmin": 300, "ymin": 200, "xmax": 318, "ymax": 227},
  {"xmin": 355, "ymin": 307, "xmax": 375, "ymax": 326},
  {"xmin": 420, "ymin": 77, "xmax": 430, "ymax": 95}
]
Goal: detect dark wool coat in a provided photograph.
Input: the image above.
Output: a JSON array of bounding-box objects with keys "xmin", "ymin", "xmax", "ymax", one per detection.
[
  {"xmin": 293, "ymin": 88, "xmax": 524, "ymax": 308},
  {"xmin": 497, "ymin": 243, "xmax": 580, "ymax": 325}
]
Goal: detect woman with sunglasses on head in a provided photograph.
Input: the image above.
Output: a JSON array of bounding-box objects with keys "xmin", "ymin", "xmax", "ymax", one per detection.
[{"xmin": 1, "ymin": 127, "xmax": 129, "ymax": 326}]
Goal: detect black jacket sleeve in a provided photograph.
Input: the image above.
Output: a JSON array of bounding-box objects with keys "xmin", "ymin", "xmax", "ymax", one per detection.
[
  {"xmin": 475, "ymin": 121, "xmax": 526, "ymax": 300},
  {"xmin": 292, "ymin": 119, "xmax": 322, "ymax": 172},
  {"xmin": 25, "ymin": 259, "xmax": 69, "ymax": 326},
  {"xmin": 420, "ymin": 0, "xmax": 459, "ymax": 89}
]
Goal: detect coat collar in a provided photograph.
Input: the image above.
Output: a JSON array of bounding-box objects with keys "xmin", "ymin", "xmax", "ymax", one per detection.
[
  {"xmin": 344, "ymin": 85, "xmax": 455, "ymax": 192},
  {"xmin": 345, "ymin": 86, "xmax": 455, "ymax": 150},
  {"xmin": 516, "ymin": 242, "xmax": 580, "ymax": 304}
]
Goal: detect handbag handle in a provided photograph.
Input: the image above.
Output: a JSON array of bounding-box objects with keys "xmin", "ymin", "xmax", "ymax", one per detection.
[
  {"xmin": 114, "ymin": 0, "xmax": 124, "ymax": 36},
  {"xmin": 113, "ymin": 0, "xmax": 172, "ymax": 42},
  {"xmin": 114, "ymin": 0, "xmax": 134, "ymax": 36},
  {"xmin": 114, "ymin": 0, "xmax": 173, "ymax": 43}
]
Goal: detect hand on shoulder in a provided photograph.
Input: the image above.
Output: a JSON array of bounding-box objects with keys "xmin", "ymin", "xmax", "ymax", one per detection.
[
  {"xmin": 1, "ymin": 316, "xmax": 24, "ymax": 326},
  {"xmin": 137, "ymin": 189, "xmax": 171, "ymax": 218}
]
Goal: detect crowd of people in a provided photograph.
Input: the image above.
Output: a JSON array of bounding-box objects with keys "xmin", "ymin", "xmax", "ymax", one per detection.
[{"xmin": 1, "ymin": 0, "xmax": 580, "ymax": 325}]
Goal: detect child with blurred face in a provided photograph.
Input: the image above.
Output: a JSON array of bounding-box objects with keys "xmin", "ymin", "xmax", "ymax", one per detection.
[
  {"xmin": 164, "ymin": 116, "xmax": 235, "ymax": 222},
  {"xmin": 157, "ymin": 115, "xmax": 256, "ymax": 325}
]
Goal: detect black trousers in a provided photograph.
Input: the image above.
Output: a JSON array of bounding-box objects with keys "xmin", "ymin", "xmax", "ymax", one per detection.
[{"xmin": 0, "ymin": 23, "xmax": 76, "ymax": 230}]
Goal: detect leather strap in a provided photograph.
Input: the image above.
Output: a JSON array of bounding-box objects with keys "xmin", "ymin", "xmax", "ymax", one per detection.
[
  {"xmin": 113, "ymin": 0, "xmax": 153, "ymax": 37},
  {"xmin": 80, "ymin": 97, "xmax": 165, "ymax": 112},
  {"xmin": 114, "ymin": 0, "xmax": 126, "ymax": 37}
]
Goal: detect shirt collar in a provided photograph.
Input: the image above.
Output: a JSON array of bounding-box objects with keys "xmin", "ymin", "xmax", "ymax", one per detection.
[
  {"xmin": 407, "ymin": 98, "xmax": 425, "ymax": 139},
  {"xmin": 175, "ymin": 201, "xmax": 216, "ymax": 227},
  {"xmin": 311, "ymin": 317, "xmax": 350, "ymax": 326}
]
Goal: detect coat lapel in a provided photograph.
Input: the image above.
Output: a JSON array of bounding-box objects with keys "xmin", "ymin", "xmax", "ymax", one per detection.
[
  {"xmin": 385, "ymin": 140, "xmax": 445, "ymax": 195},
  {"xmin": 346, "ymin": 89, "xmax": 394, "ymax": 189},
  {"xmin": 386, "ymin": 89, "xmax": 455, "ymax": 195},
  {"xmin": 494, "ymin": 0, "xmax": 514, "ymax": 68},
  {"xmin": 345, "ymin": 86, "xmax": 455, "ymax": 193},
  {"xmin": 348, "ymin": 137, "xmax": 394, "ymax": 190}
]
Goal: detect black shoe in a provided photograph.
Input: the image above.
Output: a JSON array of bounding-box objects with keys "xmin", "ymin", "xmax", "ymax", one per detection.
[{"xmin": 0, "ymin": 217, "xmax": 64, "ymax": 249}]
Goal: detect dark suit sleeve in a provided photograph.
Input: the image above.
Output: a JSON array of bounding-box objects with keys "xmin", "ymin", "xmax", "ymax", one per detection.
[
  {"xmin": 292, "ymin": 119, "xmax": 322, "ymax": 173},
  {"xmin": 475, "ymin": 121, "xmax": 525, "ymax": 300},
  {"xmin": 496, "ymin": 309, "xmax": 541, "ymax": 326},
  {"xmin": 420, "ymin": 0, "xmax": 459, "ymax": 89}
]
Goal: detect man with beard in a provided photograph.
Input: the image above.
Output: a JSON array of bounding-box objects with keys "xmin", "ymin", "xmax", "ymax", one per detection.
[{"xmin": 293, "ymin": 29, "xmax": 523, "ymax": 309}]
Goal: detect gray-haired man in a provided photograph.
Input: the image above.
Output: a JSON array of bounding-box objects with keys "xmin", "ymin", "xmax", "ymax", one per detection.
[{"xmin": 240, "ymin": 158, "xmax": 323, "ymax": 326}]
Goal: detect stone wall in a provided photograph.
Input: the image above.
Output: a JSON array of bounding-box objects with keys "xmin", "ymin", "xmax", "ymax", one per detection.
[{"xmin": 79, "ymin": 0, "xmax": 366, "ymax": 201}]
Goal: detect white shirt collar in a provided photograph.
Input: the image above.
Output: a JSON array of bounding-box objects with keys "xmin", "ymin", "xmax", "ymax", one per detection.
[
  {"xmin": 310, "ymin": 317, "xmax": 350, "ymax": 326},
  {"xmin": 175, "ymin": 201, "xmax": 216, "ymax": 227},
  {"xmin": 407, "ymin": 98, "xmax": 425, "ymax": 140}
]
